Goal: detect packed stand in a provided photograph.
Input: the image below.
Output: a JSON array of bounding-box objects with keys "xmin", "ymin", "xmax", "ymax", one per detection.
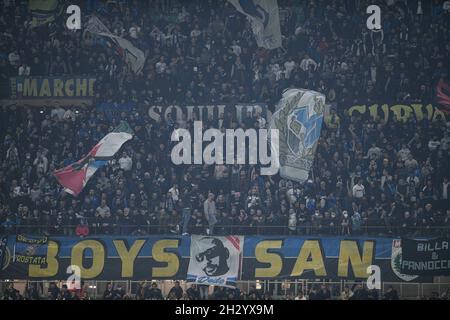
[
  {"xmin": 3, "ymin": 281, "xmax": 450, "ymax": 300},
  {"xmin": 0, "ymin": 0, "xmax": 449, "ymax": 237}
]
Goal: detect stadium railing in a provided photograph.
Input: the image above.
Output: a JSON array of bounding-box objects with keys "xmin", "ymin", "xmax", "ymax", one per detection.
[{"xmin": 2, "ymin": 224, "xmax": 449, "ymax": 237}]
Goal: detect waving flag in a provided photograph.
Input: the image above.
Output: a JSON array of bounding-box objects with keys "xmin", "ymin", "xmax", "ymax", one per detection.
[
  {"xmin": 29, "ymin": 0, "xmax": 62, "ymax": 27},
  {"xmin": 228, "ymin": 0, "xmax": 282, "ymax": 49},
  {"xmin": 436, "ymin": 79, "xmax": 450, "ymax": 114},
  {"xmin": 85, "ymin": 16, "xmax": 146, "ymax": 74},
  {"xmin": 269, "ymin": 89, "xmax": 325, "ymax": 182},
  {"xmin": 54, "ymin": 122, "xmax": 133, "ymax": 196}
]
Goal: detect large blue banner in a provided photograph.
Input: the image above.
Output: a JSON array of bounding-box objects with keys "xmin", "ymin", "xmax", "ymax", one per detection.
[{"xmin": 0, "ymin": 235, "xmax": 431, "ymax": 282}]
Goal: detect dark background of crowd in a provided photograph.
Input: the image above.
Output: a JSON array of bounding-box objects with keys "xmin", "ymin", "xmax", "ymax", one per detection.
[
  {"xmin": 0, "ymin": 0, "xmax": 449, "ymax": 237},
  {"xmin": 3, "ymin": 280, "xmax": 450, "ymax": 300}
]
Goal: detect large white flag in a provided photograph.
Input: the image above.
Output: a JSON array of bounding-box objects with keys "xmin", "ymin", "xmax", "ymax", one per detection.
[
  {"xmin": 228, "ymin": 0, "xmax": 282, "ymax": 49},
  {"xmin": 269, "ymin": 89, "xmax": 325, "ymax": 182},
  {"xmin": 85, "ymin": 16, "xmax": 146, "ymax": 74},
  {"xmin": 187, "ymin": 236, "xmax": 243, "ymax": 287}
]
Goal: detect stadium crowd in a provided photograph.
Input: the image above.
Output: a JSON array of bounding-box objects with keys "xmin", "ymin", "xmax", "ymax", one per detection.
[
  {"xmin": 0, "ymin": 0, "xmax": 449, "ymax": 238},
  {"xmin": 3, "ymin": 281, "xmax": 450, "ymax": 300}
]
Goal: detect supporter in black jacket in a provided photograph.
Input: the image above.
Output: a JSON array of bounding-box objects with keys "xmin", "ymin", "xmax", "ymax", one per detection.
[{"xmin": 144, "ymin": 282, "xmax": 164, "ymax": 300}]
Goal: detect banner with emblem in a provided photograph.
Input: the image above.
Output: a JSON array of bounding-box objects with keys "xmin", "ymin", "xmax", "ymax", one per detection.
[
  {"xmin": 13, "ymin": 235, "xmax": 49, "ymax": 265},
  {"xmin": 0, "ymin": 236, "xmax": 8, "ymax": 272},
  {"xmin": 270, "ymin": 89, "xmax": 325, "ymax": 183},
  {"xmin": 187, "ymin": 236, "xmax": 244, "ymax": 287},
  {"xmin": 390, "ymin": 239, "xmax": 420, "ymax": 282},
  {"xmin": 0, "ymin": 235, "xmax": 433, "ymax": 281}
]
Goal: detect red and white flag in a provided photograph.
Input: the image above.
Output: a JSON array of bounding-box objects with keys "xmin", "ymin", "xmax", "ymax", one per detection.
[{"xmin": 54, "ymin": 122, "xmax": 133, "ymax": 196}]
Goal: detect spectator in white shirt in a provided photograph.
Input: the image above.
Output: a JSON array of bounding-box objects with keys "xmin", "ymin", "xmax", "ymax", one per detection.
[
  {"xmin": 155, "ymin": 56, "xmax": 167, "ymax": 74},
  {"xmin": 168, "ymin": 184, "xmax": 180, "ymax": 202},
  {"xmin": 428, "ymin": 136, "xmax": 441, "ymax": 151},
  {"xmin": 300, "ymin": 54, "xmax": 318, "ymax": 72},
  {"xmin": 230, "ymin": 40, "xmax": 242, "ymax": 56},
  {"xmin": 96, "ymin": 199, "xmax": 111, "ymax": 218},
  {"xmin": 118, "ymin": 152, "xmax": 133, "ymax": 171},
  {"xmin": 18, "ymin": 63, "xmax": 31, "ymax": 76},
  {"xmin": 352, "ymin": 179, "xmax": 365, "ymax": 199}
]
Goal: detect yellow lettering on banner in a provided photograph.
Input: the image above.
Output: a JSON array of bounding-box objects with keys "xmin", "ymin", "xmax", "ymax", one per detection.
[
  {"xmin": 431, "ymin": 105, "xmax": 446, "ymax": 122},
  {"xmin": 348, "ymin": 103, "xmax": 445, "ymax": 123},
  {"xmin": 76, "ymin": 78, "xmax": 87, "ymax": 96},
  {"xmin": 380, "ymin": 104, "xmax": 389, "ymax": 122},
  {"xmin": 53, "ymin": 79, "xmax": 64, "ymax": 97},
  {"xmin": 368, "ymin": 104, "xmax": 379, "ymax": 120},
  {"xmin": 337, "ymin": 240, "xmax": 374, "ymax": 278},
  {"xmin": 391, "ymin": 105, "xmax": 413, "ymax": 122},
  {"xmin": 29, "ymin": 241, "xmax": 58, "ymax": 277},
  {"xmin": 411, "ymin": 104, "xmax": 425, "ymax": 121},
  {"xmin": 348, "ymin": 105, "xmax": 366, "ymax": 117},
  {"xmin": 39, "ymin": 79, "xmax": 51, "ymax": 97},
  {"xmin": 426, "ymin": 104, "xmax": 434, "ymax": 120},
  {"xmin": 255, "ymin": 240, "xmax": 283, "ymax": 278},
  {"xmin": 88, "ymin": 79, "xmax": 96, "ymax": 96},
  {"xmin": 366, "ymin": 104, "xmax": 389, "ymax": 122},
  {"xmin": 23, "ymin": 79, "xmax": 38, "ymax": 96},
  {"xmin": 291, "ymin": 240, "xmax": 326, "ymax": 277},
  {"xmin": 71, "ymin": 240, "xmax": 105, "ymax": 279},
  {"xmin": 152, "ymin": 240, "xmax": 179, "ymax": 277},
  {"xmin": 113, "ymin": 239, "xmax": 145, "ymax": 278},
  {"xmin": 65, "ymin": 79, "xmax": 74, "ymax": 96}
]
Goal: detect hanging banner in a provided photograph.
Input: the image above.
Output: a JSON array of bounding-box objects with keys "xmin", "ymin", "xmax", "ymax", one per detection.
[
  {"xmin": 0, "ymin": 235, "xmax": 433, "ymax": 282},
  {"xmin": 6, "ymin": 76, "xmax": 96, "ymax": 107},
  {"xmin": 187, "ymin": 236, "xmax": 243, "ymax": 287},
  {"xmin": 148, "ymin": 103, "xmax": 270, "ymax": 123},
  {"xmin": 346, "ymin": 103, "xmax": 447, "ymax": 122},
  {"xmin": 13, "ymin": 235, "xmax": 49, "ymax": 265},
  {"xmin": 400, "ymin": 238, "xmax": 450, "ymax": 276},
  {"xmin": 269, "ymin": 89, "xmax": 325, "ymax": 183},
  {"xmin": 390, "ymin": 239, "xmax": 419, "ymax": 282},
  {"xmin": 0, "ymin": 236, "xmax": 8, "ymax": 272},
  {"xmin": 29, "ymin": 0, "xmax": 62, "ymax": 27}
]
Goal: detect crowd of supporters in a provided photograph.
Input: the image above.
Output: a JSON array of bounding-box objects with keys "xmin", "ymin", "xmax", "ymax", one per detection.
[
  {"xmin": 0, "ymin": 0, "xmax": 449, "ymax": 238},
  {"xmin": 3, "ymin": 281, "xmax": 450, "ymax": 300}
]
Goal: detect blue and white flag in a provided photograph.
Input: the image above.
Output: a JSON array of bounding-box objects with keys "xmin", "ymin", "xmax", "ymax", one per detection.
[
  {"xmin": 85, "ymin": 16, "xmax": 146, "ymax": 74},
  {"xmin": 269, "ymin": 89, "xmax": 325, "ymax": 182},
  {"xmin": 228, "ymin": 0, "xmax": 282, "ymax": 49},
  {"xmin": 187, "ymin": 236, "xmax": 243, "ymax": 287}
]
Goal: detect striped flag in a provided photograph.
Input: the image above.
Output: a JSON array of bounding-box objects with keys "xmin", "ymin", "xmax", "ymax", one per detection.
[
  {"xmin": 228, "ymin": 0, "xmax": 282, "ymax": 49},
  {"xmin": 54, "ymin": 121, "xmax": 133, "ymax": 196},
  {"xmin": 85, "ymin": 16, "xmax": 146, "ymax": 74},
  {"xmin": 436, "ymin": 78, "xmax": 450, "ymax": 114}
]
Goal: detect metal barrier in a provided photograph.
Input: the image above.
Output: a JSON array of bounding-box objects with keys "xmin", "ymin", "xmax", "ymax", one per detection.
[{"xmin": 2, "ymin": 224, "xmax": 450, "ymax": 237}]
